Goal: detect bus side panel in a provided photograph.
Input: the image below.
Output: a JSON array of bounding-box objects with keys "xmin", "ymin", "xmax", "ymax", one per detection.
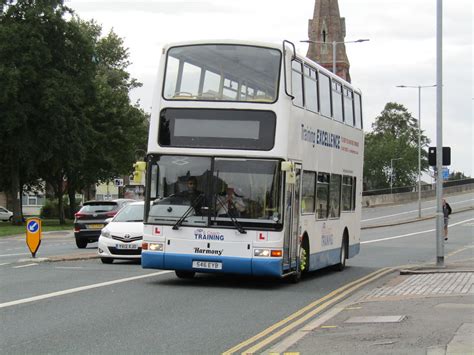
[
  {"xmin": 348, "ymin": 243, "xmax": 360, "ymax": 258},
  {"xmin": 308, "ymin": 248, "xmax": 340, "ymax": 271}
]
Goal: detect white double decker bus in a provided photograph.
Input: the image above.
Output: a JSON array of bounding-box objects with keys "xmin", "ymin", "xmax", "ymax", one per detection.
[{"xmin": 142, "ymin": 40, "xmax": 364, "ymax": 281}]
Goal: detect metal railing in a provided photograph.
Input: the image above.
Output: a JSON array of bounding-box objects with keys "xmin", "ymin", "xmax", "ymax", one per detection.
[{"xmin": 363, "ymin": 178, "xmax": 474, "ymax": 196}]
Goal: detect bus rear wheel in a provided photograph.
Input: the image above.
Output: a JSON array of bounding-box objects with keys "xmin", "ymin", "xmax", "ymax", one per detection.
[
  {"xmin": 175, "ymin": 270, "xmax": 195, "ymax": 279},
  {"xmin": 334, "ymin": 233, "xmax": 348, "ymax": 272}
]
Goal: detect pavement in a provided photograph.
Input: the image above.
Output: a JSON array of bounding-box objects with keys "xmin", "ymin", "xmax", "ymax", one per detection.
[{"xmin": 267, "ymin": 257, "xmax": 474, "ymax": 355}]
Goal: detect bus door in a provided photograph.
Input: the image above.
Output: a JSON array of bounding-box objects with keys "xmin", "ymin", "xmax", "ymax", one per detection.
[{"xmin": 282, "ymin": 162, "xmax": 301, "ymax": 272}]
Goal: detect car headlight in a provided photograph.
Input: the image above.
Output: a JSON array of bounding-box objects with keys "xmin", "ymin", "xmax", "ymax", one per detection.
[{"xmin": 101, "ymin": 228, "xmax": 111, "ymax": 239}]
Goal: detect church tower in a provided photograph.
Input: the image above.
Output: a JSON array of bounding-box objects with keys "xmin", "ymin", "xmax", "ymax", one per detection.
[{"xmin": 307, "ymin": 0, "xmax": 351, "ymax": 82}]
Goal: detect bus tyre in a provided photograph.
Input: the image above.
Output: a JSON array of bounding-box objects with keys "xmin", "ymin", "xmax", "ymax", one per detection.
[
  {"xmin": 290, "ymin": 243, "xmax": 307, "ymax": 284},
  {"xmin": 334, "ymin": 235, "xmax": 348, "ymax": 272},
  {"xmin": 300, "ymin": 237, "xmax": 309, "ymax": 275},
  {"xmin": 101, "ymin": 257, "xmax": 113, "ymax": 264},
  {"xmin": 290, "ymin": 266, "xmax": 301, "ymax": 283},
  {"xmin": 75, "ymin": 239, "xmax": 88, "ymax": 249},
  {"xmin": 175, "ymin": 270, "xmax": 196, "ymax": 279}
]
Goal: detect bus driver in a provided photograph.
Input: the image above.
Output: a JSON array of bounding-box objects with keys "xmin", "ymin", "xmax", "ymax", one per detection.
[{"xmin": 216, "ymin": 187, "xmax": 246, "ymax": 217}]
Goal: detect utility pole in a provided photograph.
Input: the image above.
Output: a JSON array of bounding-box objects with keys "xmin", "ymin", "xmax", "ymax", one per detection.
[{"xmin": 436, "ymin": 0, "xmax": 444, "ymax": 267}]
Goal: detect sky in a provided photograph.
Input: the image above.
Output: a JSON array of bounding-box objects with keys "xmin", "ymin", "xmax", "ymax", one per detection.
[{"xmin": 67, "ymin": 0, "xmax": 473, "ymax": 179}]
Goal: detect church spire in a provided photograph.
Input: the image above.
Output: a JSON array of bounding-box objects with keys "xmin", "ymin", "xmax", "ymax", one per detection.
[{"xmin": 307, "ymin": 0, "xmax": 351, "ymax": 82}]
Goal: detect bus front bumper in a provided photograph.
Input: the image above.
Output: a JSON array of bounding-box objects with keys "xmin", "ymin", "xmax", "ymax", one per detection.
[{"xmin": 141, "ymin": 251, "xmax": 283, "ymax": 277}]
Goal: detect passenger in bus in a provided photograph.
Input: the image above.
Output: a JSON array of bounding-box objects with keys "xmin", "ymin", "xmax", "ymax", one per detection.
[{"xmin": 216, "ymin": 187, "xmax": 246, "ymax": 217}]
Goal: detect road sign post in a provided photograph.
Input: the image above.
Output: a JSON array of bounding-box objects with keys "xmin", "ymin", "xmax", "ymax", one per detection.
[{"xmin": 26, "ymin": 218, "xmax": 42, "ymax": 258}]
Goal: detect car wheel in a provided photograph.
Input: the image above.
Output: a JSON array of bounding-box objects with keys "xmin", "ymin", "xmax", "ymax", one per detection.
[
  {"xmin": 8, "ymin": 216, "xmax": 13, "ymax": 222},
  {"xmin": 75, "ymin": 239, "xmax": 88, "ymax": 249},
  {"xmin": 101, "ymin": 258, "xmax": 113, "ymax": 264},
  {"xmin": 175, "ymin": 270, "xmax": 195, "ymax": 279}
]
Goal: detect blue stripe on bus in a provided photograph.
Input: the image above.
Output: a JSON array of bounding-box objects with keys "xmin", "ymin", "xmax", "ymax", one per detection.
[
  {"xmin": 142, "ymin": 243, "xmax": 360, "ymax": 276},
  {"xmin": 141, "ymin": 251, "xmax": 283, "ymax": 277},
  {"xmin": 308, "ymin": 243, "xmax": 361, "ymax": 271}
]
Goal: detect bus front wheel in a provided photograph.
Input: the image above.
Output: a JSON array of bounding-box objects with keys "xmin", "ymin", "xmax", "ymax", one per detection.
[{"xmin": 175, "ymin": 270, "xmax": 196, "ymax": 279}]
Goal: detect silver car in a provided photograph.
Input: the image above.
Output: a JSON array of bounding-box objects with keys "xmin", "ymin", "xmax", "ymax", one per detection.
[{"xmin": 0, "ymin": 206, "xmax": 13, "ymax": 222}]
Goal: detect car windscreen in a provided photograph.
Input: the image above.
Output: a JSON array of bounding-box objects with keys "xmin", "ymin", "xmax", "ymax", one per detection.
[
  {"xmin": 113, "ymin": 204, "xmax": 144, "ymax": 222},
  {"xmin": 80, "ymin": 203, "xmax": 117, "ymax": 213}
]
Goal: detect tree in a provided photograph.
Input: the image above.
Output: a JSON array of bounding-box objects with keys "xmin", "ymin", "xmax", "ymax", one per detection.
[
  {"xmin": 0, "ymin": 2, "xmax": 148, "ymax": 224},
  {"xmin": 447, "ymin": 171, "xmax": 470, "ymax": 181},
  {"xmin": 64, "ymin": 22, "xmax": 149, "ymax": 219},
  {"xmin": 364, "ymin": 102, "xmax": 430, "ymax": 190},
  {"xmin": 0, "ymin": 0, "xmax": 80, "ymax": 223}
]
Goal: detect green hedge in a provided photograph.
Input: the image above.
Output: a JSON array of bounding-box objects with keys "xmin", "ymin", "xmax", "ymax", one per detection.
[{"xmin": 40, "ymin": 199, "xmax": 81, "ymax": 219}]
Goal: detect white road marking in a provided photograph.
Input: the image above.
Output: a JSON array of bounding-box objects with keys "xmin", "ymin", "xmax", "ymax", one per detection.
[
  {"xmin": 0, "ymin": 270, "xmax": 173, "ymax": 309},
  {"xmin": 362, "ymin": 207, "xmax": 435, "ymax": 222},
  {"xmin": 0, "ymin": 262, "xmax": 11, "ymax": 266},
  {"xmin": 13, "ymin": 263, "xmax": 38, "ymax": 269},
  {"xmin": 361, "ymin": 218, "xmax": 474, "ymax": 244},
  {"xmin": 362, "ymin": 198, "xmax": 474, "ymax": 222},
  {"xmin": 0, "ymin": 252, "xmax": 30, "ymax": 258}
]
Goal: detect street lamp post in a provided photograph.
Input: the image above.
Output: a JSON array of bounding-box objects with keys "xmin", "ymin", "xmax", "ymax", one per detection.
[
  {"xmin": 301, "ymin": 39, "xmax": 370, "ymax": 74},
  {"xmin": 390, "ymin": 158, "xmax": 402, "ymax": 194},
  {"xmin": 396, "ymin": 84, "xmax": 436, "ymax": 218}
]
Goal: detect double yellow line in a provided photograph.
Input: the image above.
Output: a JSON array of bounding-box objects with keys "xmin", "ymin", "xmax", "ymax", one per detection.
[{"xmin": 222, "ymin": 267, "xmax": 394, "ymax": 355}]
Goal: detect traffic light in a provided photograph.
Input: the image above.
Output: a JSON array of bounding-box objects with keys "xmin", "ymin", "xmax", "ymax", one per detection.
[
  {"xmin": 132, "ymin": 161, "xmax": 146, "ymax": 184},
  {"xmin": 428, "ymin": 147, "xmax": 451, "ymax": 166}
]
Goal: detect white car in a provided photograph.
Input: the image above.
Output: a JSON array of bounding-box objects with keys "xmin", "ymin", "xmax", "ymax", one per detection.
[
  {"xmin": 0, "ymin": 206, "xmax": 13, "ymax": 222},
  {"xmin": 98, "ymin": 201, "xmax": 144, "ymax": 264}
]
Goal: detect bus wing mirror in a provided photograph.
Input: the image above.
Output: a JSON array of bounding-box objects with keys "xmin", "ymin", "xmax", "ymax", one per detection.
[
  {"xmin": 281, "ymin": 161, "xmax": 293, "ymax": 171},
  {"xmin": 286, "ymin": 171, "xmax": 296, "ymax": 184},
  {"xmin": 281, "ymin": 161, "xmax": 296, "ymax": 184}
]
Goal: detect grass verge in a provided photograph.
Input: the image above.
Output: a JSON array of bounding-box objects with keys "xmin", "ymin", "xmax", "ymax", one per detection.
[{"xmin": 0, "ymin": 219, "xmax": 73, "ymax": 237}]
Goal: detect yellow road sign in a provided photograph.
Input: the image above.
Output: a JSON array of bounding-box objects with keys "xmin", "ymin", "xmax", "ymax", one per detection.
[{"xmin": 26, "ymin": 218, "xmax": 42, "ymax": 258}]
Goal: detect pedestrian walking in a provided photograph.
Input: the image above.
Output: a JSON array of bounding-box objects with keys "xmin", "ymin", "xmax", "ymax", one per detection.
[{"xmin": 442, "ymin": 198, "xmax": 452, "ymax": 240}]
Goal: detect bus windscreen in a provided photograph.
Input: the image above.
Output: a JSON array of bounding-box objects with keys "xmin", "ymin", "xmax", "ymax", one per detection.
[{"xmin": 163, "ymin": 44, "xmax": 281, "ymax": 103}]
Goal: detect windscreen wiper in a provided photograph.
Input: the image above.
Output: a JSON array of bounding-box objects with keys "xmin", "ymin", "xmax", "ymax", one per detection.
[
  {"xmin": 214, "ymin": 196, "xmax": 246, "ymax": 234},
  {"xmin": 172, "ymin": 194, "xmax": 204, "ymax": 230}
]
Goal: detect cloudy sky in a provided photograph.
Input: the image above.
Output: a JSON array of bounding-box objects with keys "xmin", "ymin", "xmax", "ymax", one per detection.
[{"xmin": 68, "ymin": 0, "xmax": 473, "ymax": 178}]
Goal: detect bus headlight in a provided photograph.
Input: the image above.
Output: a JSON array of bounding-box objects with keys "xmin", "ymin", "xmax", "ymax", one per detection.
[
  {"xmin": 147, "ymin": 242, "xmax": 164, "ymax": 252},
  {"xmin": 254, "ymin": 248, "xmax": 282, "ymax": 257},
  {"xmin": 254, "ymin": 248, "xmax": 271, "ymax": 257}
]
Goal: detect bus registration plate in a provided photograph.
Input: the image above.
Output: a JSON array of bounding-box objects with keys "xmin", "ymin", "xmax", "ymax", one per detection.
[{"xmin": 192, "ymin": 261, "xmax": 222, "ymax": 270}]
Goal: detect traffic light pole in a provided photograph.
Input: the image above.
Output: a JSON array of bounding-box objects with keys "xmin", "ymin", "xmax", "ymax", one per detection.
[{"xmin": 435, "ymin": 0, "xmax": 444, "ymax": 267}]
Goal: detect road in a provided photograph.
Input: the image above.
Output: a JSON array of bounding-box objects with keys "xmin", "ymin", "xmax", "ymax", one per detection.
[{"xmin": 0, "ymin": 194, "xmax": 473, "ymax": 354}]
